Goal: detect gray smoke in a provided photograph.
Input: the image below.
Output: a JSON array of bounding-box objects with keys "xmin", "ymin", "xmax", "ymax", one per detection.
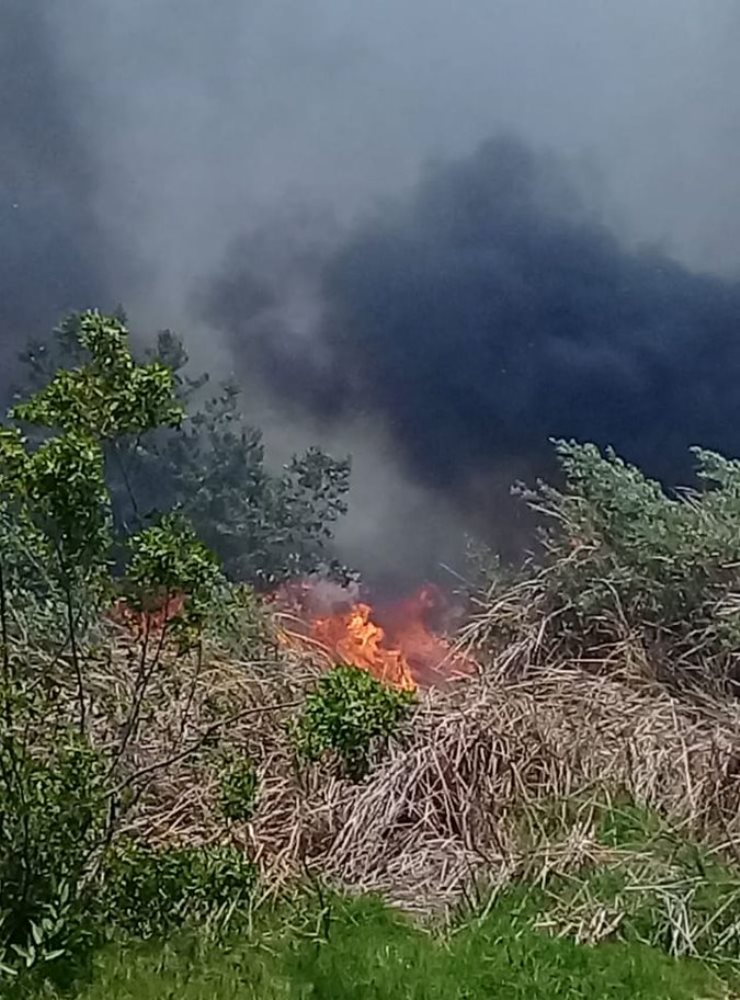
[
  {"xmin": 3, "ymin": 1, "xmax": 740, "ymax": 578},
  {"xmin": 0, "ymin": 1, "xmax": 117, "ymax": 386},
  {"xmin": 205, "ymin": 134, "xmax": 740, "ymax": 563}
]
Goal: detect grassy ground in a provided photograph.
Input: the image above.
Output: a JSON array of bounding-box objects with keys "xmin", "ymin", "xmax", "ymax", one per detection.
[
  {"xmin": 19, "ymin": 802, "xmax": 740, "ymax": 999},
  {"xmin": 30, "ymin": 890, "xmax": 734, "ymax": 1000}
]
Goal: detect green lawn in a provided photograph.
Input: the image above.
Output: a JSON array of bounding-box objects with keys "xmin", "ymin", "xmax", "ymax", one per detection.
[{"xmin": 31, "ymin": 893, "xmax": 730, "ymax": 1000}]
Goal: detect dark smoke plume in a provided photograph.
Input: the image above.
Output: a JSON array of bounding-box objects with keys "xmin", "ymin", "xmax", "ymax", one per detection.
[
  {"xmin": 210, "ymin": 135, "xmax": 740, "ymax": 523},
  {"xmin": 0, "ymin": 1, "xmax": 113, "ymax": 389},
  {"xmin": 5, "ymin": 0, "xmax": 740, "ymax": 577}
]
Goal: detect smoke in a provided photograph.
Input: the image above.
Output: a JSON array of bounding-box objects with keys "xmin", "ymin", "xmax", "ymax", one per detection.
[
  {"xmin": 0, "ymin": 1, "xmax": 118, "ymax": 388},
  {"xmin": 206, "ymin": 134, "xmax": 740, "ymax": 561},
  {"xmin": 3, "ymin": 1, "xmax": 740, "ymax": 579}
]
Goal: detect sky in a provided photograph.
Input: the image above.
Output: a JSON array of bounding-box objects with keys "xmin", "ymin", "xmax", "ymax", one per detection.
[{"xmin": 2, "ymin": 0, "xmax": 740, "ymax": 581}]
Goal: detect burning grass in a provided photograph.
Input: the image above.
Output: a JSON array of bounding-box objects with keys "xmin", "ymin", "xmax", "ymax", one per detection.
[
  {"xmin": 65, "ymin": 619, "xmax": 740, "ymax": 926},
  {"xmin": 272, "ymin": 580, "xmax": 475, "ymax": 691}
]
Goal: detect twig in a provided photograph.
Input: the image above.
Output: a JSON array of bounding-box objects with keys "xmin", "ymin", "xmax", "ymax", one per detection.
[
  {"xmin": 114, "ymin": 698, "xmax": 302, "ymax": 794},
  {"xmin": 54, "ymin": 541, "xmax": 86, "ymax": 733}
]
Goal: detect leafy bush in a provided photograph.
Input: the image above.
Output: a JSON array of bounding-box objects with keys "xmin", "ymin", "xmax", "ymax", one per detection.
[
  {"xmin": 290, "ymin": 666, "xmax": 415, "ymax": 779},
  {"xmin": 11, "ymin": 310, "xmax": 182, "ymax": 441},
  {"xmin": 103, "ymin": 842, "xmax": 257, "ymax": 938},
  {"xmin": 123, "ymin": 512, "xmax": 224, "ymax": 649},
  {"xmin": 0, "ymin": 310, "xmax": 190, "ymax": 655},
  {"xmin": 216, "ymin": 752, "xmax": 260, "ymax": 823},
  {"xmin": 0, "ymin": 310, "xmax": 240, "ymax": 984},
  {"xmin": 0, "ymin": 731, "xmax": 107, "ymax": 978},
  {"xmin": 475, "ymin": 441, "xmax": 740, "ymax": 686}
]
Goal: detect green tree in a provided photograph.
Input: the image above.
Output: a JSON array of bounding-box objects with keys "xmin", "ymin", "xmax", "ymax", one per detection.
[
  {"xmin": 14, "ymin": 317, "xmax": 351, "ymax": 588},
  {"xmin": 0, "ymin": 311, "xmax": 227, "ymax": 981}
]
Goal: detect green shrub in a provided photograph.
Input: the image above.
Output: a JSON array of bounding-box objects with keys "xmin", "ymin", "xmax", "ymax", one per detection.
[
  {"xmin": 123, "ymin": 511, "xmax": 225, "ymax": 649},
  {"xmin": 0, "ymin": 308, "xmax": 237, "ymax": 983},
  {"xmin": 290, "ymin": 665, "xmax": 415, "ymax": 780},
  {"xmin": 0, "ymin": 732, "xmax": 108, "ymax": 978},
  {"xmin": 485, "ymin": 441, "xmax": 740, "ymax": 684},
  {"xmin": 103, "ymin": 842, "xmax": 257, "ymax": 938},
  {"xmin": 207, "ymin": 582, "xmax": 276, "ymax": 658},
  {"xmin": 216, "ymin": 752, "xmax": 260, "ymax": 823}
]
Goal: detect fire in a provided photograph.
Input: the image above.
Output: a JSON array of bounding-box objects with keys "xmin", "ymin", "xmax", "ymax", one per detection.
[
  {"xmin": 108, "ymin": 592, "xmax": 186, "ymax": 636},
  {"xmin": 109, "ymin": 578, "xmax": 477, "ymax": 692},
  {"xmin": 274, "ymin": 580, "xmax": 476, "ymax": 691},
  {"xmin": 311, "ymin": 601, "xmax": 416, "ymax": 690}
]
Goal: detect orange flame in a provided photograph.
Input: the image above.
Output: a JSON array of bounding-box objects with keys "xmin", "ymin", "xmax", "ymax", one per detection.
[
  {"xmin": 311, "ymin": 601, "xmax": 416, "ymax": 690},
  {"xmin": 274, "ymin": 581, "xmax": 475, "ymax": 690}
]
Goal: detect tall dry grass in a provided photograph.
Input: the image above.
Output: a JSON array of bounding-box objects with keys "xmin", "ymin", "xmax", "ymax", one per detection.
[{"xmin": 45, "ymin": 615, "xmax": 740, "ymax": 917}]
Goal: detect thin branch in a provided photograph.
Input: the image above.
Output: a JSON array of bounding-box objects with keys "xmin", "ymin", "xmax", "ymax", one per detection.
[
  {"xmin": 0, "ymin": 556, "xmax": 12, "ymax": 726},
  {"xmin": 114, "ymin": 698, "xmax": 301, "ymax": 795},
  {"xmin": 53, "ymin": 541, "xmax": 86, "ymax": 734},
  {"xmin": 177, "ymin": 640, "xmax": 203, "ymax": 743}
]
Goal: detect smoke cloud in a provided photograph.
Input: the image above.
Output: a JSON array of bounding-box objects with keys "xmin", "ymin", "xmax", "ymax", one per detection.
[
  {"xmin": 3, "ymin": 1, "xmax": 740, "ymax": 578},
  {"xmin": 206, "ymin": 135, "xmax": 740, "ymax": 558},
  {"xmin": 0, "ymin": 1, "xmax": 117, "ymax": 386}
]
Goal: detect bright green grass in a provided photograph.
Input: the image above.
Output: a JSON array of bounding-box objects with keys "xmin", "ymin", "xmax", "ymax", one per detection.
[
  {"xmin": 32, "ymin": 892, "xmax": 730, "ymax": 1000},
  {"xmin": 22, "ymin": 801, "xmax": 740, "ymax": 999}
]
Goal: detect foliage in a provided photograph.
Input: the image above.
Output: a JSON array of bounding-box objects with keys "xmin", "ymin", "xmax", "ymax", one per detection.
[
  {"xmin": 498, "ymin": 440, "xmax": 740, "ymax": 683},
  {"xmin": 0, "ymin": 311, "xmax": 190, "ymax": 635},
  {"xmin": 206, "ymin": 583, "xmax": 276, "ymax": 659},
  {"xmin": 103, "ymin": 842, "xmax": 257, "ymax": 939},
  {"xmin": 290, "ymin": 665, "xmax": 415, "ymax": 779},
  {"xmin": 463, "ymin": 533, "xmax": 509, "ymax": 593},
  {"xmin": 11, "ymin": 311, "xmax": 183, "ymax": 441},
  {"xmin": 14, "ymin": 319, "xmax": 352, "ymax": 589},
  {"xmin": 0, "ymin": 310, "xmax": 238, "ymax": 986},
  {"xmin": 0, "ymin": 427, "xmax": 110, "ymax": 617},
  {"xmin": 216, "ymin": 752, "xmax": 260, "ymax": 824},
  {"xmin": 138, "ymin": 377, "xmax": 351, "ymax": 588},
  {"xmin": 123, "ymin": 512, "xmax": 224, "ymax": 648},
  {"xmin": 0, "ymin": 729, "xmax": 107, "ymax": 978},
  {"xmin": 3, "ymin": 431, "xmax": 110, "ymax": 573}
]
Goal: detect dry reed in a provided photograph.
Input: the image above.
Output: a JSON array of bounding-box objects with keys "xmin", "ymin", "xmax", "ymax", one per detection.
[{"xmin": 44, "ymin": 618, "xmax": 740, "ymax": 917}]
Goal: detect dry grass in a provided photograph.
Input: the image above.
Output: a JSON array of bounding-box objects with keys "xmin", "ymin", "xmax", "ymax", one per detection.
[{"xmin": 40, "ymin": 615, "xmax": 740, "ymax": 918}]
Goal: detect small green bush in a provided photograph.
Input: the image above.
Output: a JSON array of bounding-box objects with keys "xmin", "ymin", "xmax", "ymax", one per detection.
[
  {"xmin": 103, "ymin": 842, "xmax": 257, "ymax": 938},
  {"xmin": 216, "ymin": 752, "xmax": 260, "ymax": 823},
  {"xmin": 0, "ymin": 733, "xmax": 108, "ymax": 978},
  {"xmin": 290, "ymin": 665, "xmax": 415, "ymax": 780}
]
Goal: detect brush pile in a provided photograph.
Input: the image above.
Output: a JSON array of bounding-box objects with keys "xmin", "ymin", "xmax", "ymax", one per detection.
[{"xmin": 67, "ymin": 618, "xmax": 740, "ymax": 917}]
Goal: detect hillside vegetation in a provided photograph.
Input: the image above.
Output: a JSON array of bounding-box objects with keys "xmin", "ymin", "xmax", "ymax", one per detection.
[{"xmin": 5, "ymin": 311, "xmax": 740, "ymax": 998}]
